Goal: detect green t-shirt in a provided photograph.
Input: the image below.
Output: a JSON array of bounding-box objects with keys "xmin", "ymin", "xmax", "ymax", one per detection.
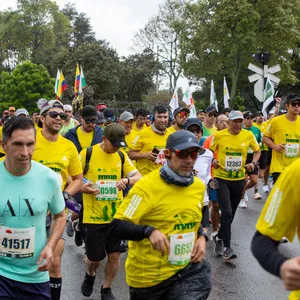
[
  {"xmin": 200, "ymin": 125, "xmax": 216, "ymax": 146},
  {"xmin": 243, "ymin": 126, "xmax": 261, "ymax": 154}
]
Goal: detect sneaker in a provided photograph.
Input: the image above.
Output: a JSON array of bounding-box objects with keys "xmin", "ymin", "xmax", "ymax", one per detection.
[
  {"xmin": 66, "ymin": 214, "xmax": 74, "ymax": 237},
  {"xmin": 74, "ymin": 220, "xmax": 84, "ymax": 247},
  {"xmin": 223, "ymin": 247, "xmax": 237, "ymax": 261},
  {"xmin": 263, "ymin": 185, "xmax": 269, "ymax": 193},
  {"xmin": 238, "ymin": 199, "xmax": 247, "ymax": 208},
  {"xmin": 253, "ymin": 192, "xmax": 262, "ymax": 200},
  {"xmin": 244, "ymin": 192, "xmax": 249, "ymax": 202},
  {"xmin": 212, "ymin": 234, "xmax": 223, "ymax": 256},
  {"xmin": 81, "ymin": 272, "xmax": 95, "ymax": 297},
  {"xmin": 280, "ymin": 237, "xmax": 288, "ymax": 243},
  {"xmin": 101, "ymin": 286, "xmax": 116, "ymax": 300}
]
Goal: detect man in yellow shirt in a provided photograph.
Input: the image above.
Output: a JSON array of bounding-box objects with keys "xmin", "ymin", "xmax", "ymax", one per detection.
[
  {"xmin": 252, "ymin": 158, "xmax": 300, "ymax": 300},
  {"xmin": 119, "ymin": 111, "xmax": 137, "ymax": 154},
  {"xmin": 263, "ymin": 94, "xmax": 300, "ymax": 184},
  {"xmin": 109, "ymin": 130, "xmax": 211, "ymax": 300},
  {"xmin": 210, "ymin": 110, "xmax": 260, "ymax": 260},
  {"xmin": 79, "ymin": 123, "xmax": 141, "ymax": 299},
  {"xmin": 132, "ymin": 108, "xmax": 148, "ymax": 132},
  {"xmin": 129, "ymin": 105, "xmax": 171, "ymax": 176},
  {"xmin": 168, "ymin": 106, "xmax": 190, "ymax": 133},
  {"xmin": 33, "ymin": 99, "xmax": 83, "ymax": 300}
]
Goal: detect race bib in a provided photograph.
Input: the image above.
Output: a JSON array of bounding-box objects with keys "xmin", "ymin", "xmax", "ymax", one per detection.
[
  {"xmin": 225, "ymin": 155, "xmax": 242, "ymax": 171},
  {"xmin": 95, "ymin": 181, "xmax": 118, "ymax": 201},
  {"xmin": 285, "ymin": 144, "xmax": 299, "ymax": 158},
  {"xmin": 155, "ymin": 149, "xmax": 166, "ymax": 165},
  {"xmin": 168, "ymin": 232, "xmax": 195, "ymax": 266},
  {"xmin": 0, "ymin": 226, "xmax": 35, "ymax": 258}
]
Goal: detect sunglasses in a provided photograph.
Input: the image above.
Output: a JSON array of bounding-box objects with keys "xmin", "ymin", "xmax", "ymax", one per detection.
[
  {"xmin": 46, "ymin": 111, "xmax": 67, "ymax": 120},
  {"xmin": 177, "ymin": 111, "xmax": 189, "ymax": 118},
  {"xmin": 171, "ymin": 149, "xmax": 199, "ymax": 160},
  {"xmin": 84, "ymin": 118, "xmax": 96, "ymax": 124},
  {"xmin": 290, "ymin": 102, "xmax": 300, "ymax": 107},
  {"xmin": 208, "ymin": 113, "xmax": 218, "ymax": 117}
]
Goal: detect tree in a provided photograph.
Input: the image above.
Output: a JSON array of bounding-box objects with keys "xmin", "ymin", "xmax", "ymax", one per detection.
[{"xmin": 0, "ymin": 60, "xmax": 55, "ymax": 112}]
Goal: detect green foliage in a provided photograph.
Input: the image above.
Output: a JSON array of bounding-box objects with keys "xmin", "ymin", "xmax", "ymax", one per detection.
[{"xmin": 0, "ymin": 60, "xmax": 55, "ymax": 113}]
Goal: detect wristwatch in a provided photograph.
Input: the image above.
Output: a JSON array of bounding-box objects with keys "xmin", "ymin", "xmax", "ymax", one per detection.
[
  {"xmin": 198, "ymin": 226, "xmax": 209, "ymax": 242},
  {"xmin": 62, "ymin": 191, "xmax": 71, "ymax": 201}
]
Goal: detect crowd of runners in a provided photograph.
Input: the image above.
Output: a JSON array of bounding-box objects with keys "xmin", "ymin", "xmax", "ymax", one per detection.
[{"xmin": 0, "ymin": 95, "xmax": 300, "ymax": 300}]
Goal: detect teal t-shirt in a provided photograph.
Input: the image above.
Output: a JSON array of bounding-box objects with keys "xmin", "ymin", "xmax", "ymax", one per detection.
[
  {"xmin": 243, "ymin": 126, "xmax": 261, "ymax": 154},
  {"xmin": 0, "ymin": 160, "xmax": 65, "ymax": 283}
]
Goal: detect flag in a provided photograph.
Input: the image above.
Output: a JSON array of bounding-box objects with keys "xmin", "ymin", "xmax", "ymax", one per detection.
[
  {"xmin": 74, "ymin": 63, "xmax": 80, "ymax": 95},
  {"xmin": 79, "ymin": 66, "xmax": 86, "ymax": 95},
  {"xmin": 169, "ymin": 88, "xmax": 179, "ymax": 113},
  {"xmin": 54, "ymin": 69, "xmax": 60, "ymax": 95},
  {"xmin": 210, "ymin": 80, "xmax": 218, "ymax": 111},
  {"xmin": 56, "ymin": 71, "xmax": 67, "ymax": 99},
  {"xmin": 262, "ymin": 77, "xmax": 274, "ymax": 118},
  {"xmin": 223, "ymin": 77, "xmax": 230, "ymax": 108},
  {"xmin": 182, "ymin": 84, "xmax": 196, "ymax": 117}
]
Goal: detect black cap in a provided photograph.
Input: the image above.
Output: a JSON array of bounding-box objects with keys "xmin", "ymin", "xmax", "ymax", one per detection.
[
  {"xmin": 255, "ymin": 111, "xmax": 264, "ymax": 116},
  {"xmin": 103, "ymin": 123, "xmax": 126, "ymax": 148},
  {"xmin": 103, "ymin": 108, "xmax": 116, "ymax": 122},
  {"xmin": 243, "ymin": 111, "xmax": 254, "ymax": 119},
  {"xmin": 205, "ymin": 105, "xmax": 217, "ymax": 114},
  {"xmin": 286, "ymin": 93, "xmax": 300, "ymax": 103},
  {"xmin": 166, "ymin": 131, "xmax": 201, "ymax": 151},
  {"xmin": 183, "ymin": 118, "xmax": 203, "ymax": 131},
  {"xmin": 81, "ymin": 105, "xmax": 97, "ymax": 119},
  {"xmin": 173, "ymin": 106, "xmax": 190, "ymax": 117}
]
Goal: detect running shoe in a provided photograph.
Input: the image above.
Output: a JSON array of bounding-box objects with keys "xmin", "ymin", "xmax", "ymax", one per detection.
[
  {"xmin": 238, "ymin": 199, "xmax": 247, "ymax": 208},
  {"xmin": 66, "ymin": 214, "xmax": 74, "ymax": 237},
  {"xmin": 101, "ymin": 286, "xmax": 117, "ymax": 300},
  {"xmin": 263, "ymin": 185, "xmax": 269, "ymax": 193},
  {"xmin": 81, "ymin": 272, "xmax": 95, "ymax": 297},
  {"xmin": 253, "ymin": 192, "xmax": 262, "ymax": 200},
  {"xmin": 244, "ymin": 192, "xmax": 249, "ymax": 202},
  {"xmin": 74, "ymin": 220, "xmax": 84, "ymax": 247},
  {"xmin": 223, "ymin": 247, "xmax": 237, "ymax": 261},
  {"xmin": 212, "ymin": 234, "xmax": 223, "ymax": 256},
  {"xmin": 280, "ymin": 237, "xmax": 288, "ymax": 243}
]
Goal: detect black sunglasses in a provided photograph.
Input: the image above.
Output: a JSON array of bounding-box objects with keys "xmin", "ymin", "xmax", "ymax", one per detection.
[
  {"xmin": 46, "ymin": 111, "xmax": 67, "ymax": 120},
  {"xmin": 290, "ymin": 102, "xmax": 300, "ymax": 107},
  {"xmin": 84, "ymin": 118, "xmax": 97, "ymax": 124},
  {"xmin": 170, "ymin": 149, "xmax": 199, "ymax": 160}
]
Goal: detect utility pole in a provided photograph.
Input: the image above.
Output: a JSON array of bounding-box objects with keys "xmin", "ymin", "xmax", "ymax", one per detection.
[{"xmin": 156, "ymin": 45, "xmax": 159, "ymax": 94}]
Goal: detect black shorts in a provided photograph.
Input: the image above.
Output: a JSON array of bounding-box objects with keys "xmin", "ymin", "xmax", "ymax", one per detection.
[
  {"xmin": 201, "ymin": 205, "xmax": 210, "ymax": 228},
  {"xmin": 259, "ymin": 150, "xmax": 268, "ymax": 170},
  {"xmin": 267, "ymin": 147, "xmax": 272, "ymax": 165},
  {"xmin": 83, "ymin": 223, "xmax": 126, "ymax": 261},
  {"xmin": 246, "ymin": 154, "xmax": 259, "ymax": 175}
]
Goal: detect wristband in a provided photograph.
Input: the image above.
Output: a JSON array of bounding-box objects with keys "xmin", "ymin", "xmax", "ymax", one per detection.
[
  {"xmin": 125, "ymin": 177, "xmax": 130, "ymax": 187},
  {"xmin": 197, "ymin": 226, "xmax": 209, "ymax": 242}
]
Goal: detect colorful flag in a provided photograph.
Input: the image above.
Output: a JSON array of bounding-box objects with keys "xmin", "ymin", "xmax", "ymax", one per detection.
[
  {"xmin": 182, "ymin": 84, "xmax": 196, "ymax": 117},
  {"xmin": 79, "ymin": 66, "xmax": 86, "ymax": 95},
  {"xmin": 56, "ymin": 71, "xmax": 67, "ymax": 99},
  {"xmin": 262, "ymin": 77, "xmax": 274, "ymax": 118},
  {"xmin": 169, "ymin": 88, "xmax": 179, "ymax": 113},
  {"xmin": 210, "ymin": 80, "xmax": 218, "ymax": 111},
  {"xmin": 223, "ymin": 77, "xmax": 230, "ymax": 108},
  {"xmin": 74, "ymin": 63, "xmax": 80, "ymax": 95}
]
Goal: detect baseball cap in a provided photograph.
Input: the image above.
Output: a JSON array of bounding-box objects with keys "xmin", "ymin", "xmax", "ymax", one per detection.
[
  {"xmin": 40, "ymin": 100, "xmax": 63, "ymax": 115},
  {"xmin": 255, "ymin": 111, "xmax": 264, "ymax": 116},
  {"xmin": 183, "ymin": 118, "xmax": 203, "ymax": 131},
  {"xmin": 286, "ymin": 93, "xmax": 300, "ymax": 103},
  {"xmin": 103, "ymin": 108, "xmax": 116, "ymax": 122},
  {"xmin": 243, "ymin": 111, "xmax": 254, "ymax": 119},
  {"xmin": 9, "ymin": 106, "xmax": 15, "ymax": 112},
  {"xmin": 119, "ymin": 111, "xmax": 134, "ymax": 122},
  {"xmin": 173, "ymin": 107, "xmax": 190, "ymax": 117},
  {"xmin": 3, "ymin": 110, "xmax": 9, "ymax": 114},
  {"xmin": 166, "ymin": 130, "xmax": 201, "ymax": 151},
  {"xmin": 104, "ymin": 123, "xmax": 127, "ymax": 148},
  {"xmin": 96, "ymin": 112, "xmax": 105, "ymax": 124},
  {"xmin": 96, "ymin": 103, "xmax": 107, "ymax": 111},
  {"xmin": 205, "ymin": 105, "xmax": 217, "ymax": 114},
  {"xmin": 81, "ymin": 105, "xmax": 97, "ymax": 119},
  {"xmin": 15, "ymin": 108, "xmax": 29, "ymax": 117},
  {"xmin": 63, "ymin": 104, "xmax": 72, "ymax": 112},
  {"xmin": 196, "ymin": 109, "xmax": 204, "ymax": 114},
  {"xmin": 228, "ymin": 110, "xmax": 244, "ymax": 120}
]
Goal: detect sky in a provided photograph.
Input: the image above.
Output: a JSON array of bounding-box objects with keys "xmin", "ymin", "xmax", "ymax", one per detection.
[{"xmin": 0, "ymin": 0, "xmax": 189, "ymax": 90}]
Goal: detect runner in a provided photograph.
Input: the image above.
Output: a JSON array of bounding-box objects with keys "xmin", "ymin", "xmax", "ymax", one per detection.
[
  {"xmin": 59, "ymin": 104, "xmax": 79, "ymax": 136},
  {"xmin": 132, "ymin": 109, "xmax": 148, "ymax": 132},
  {"xmin": 197, "ymin": 109, "xmax": 206, "ymax": 122},
  {"xmin": 168, "ymin": 107, "xmax": 190, "ymax": 133},
  {"xmin": 0, "ymin": 117, "xmax": 66, "ymax": 299},
  {"xmin": 79, "ymin": 123, "xmax": 141, "ymax": 299},
  {"xmin": 110, "ymin": 130, "xmax": 211, "ymax": 300},
  {"xmin": 200, "ymin": 105, "xmax": 217, "ymax": 146}
]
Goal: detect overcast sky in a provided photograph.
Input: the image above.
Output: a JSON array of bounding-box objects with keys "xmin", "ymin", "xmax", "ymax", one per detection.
[{"xmin": 0, "ymin": 0, "xmax": 188, "ymax": 89}]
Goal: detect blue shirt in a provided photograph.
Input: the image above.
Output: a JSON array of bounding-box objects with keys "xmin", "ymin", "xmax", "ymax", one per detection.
[{"xmin": 0, "ymin": 161, "xmax": 65, "ymax": 283}]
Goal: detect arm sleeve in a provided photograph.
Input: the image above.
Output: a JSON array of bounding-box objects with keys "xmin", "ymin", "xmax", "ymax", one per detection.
[
  {"xmin": 109, "ymin": 219, "xmax": 155, "ymax": 240},
  {"xmin": 251, "ymin": 231, "xmax": 288, "ymax": 277}
]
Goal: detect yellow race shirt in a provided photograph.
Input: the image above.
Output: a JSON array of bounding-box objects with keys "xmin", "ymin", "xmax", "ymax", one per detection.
[
  {"xmin": 80, "ymin": 144, "xmax": 136, "ymax": 224},
  {"xmin": 132, "ymin": 121, "xmax": 147, "ymax": 132},
  {"xmin": 253, "ymin": 121, "xmax": 269, "ymax": 151},
  {"xmin": 264, "ymin": 115, "xmax": 300, "ymax": 173},
  {"xmin": 33, "ymin": 130, "xmax": 82, "ymax": 190},
  {"xmin": 256, "ymin": 158, "xmax": 300, "ymax": 300},
  {"xmin": 76, "ymin": 127, "xmax": 94, "ymax": 149},
  {"xmin": 0, "ymin": 125, "xmax": 4, "ymax": 155},
  {"xmin": 168, "ymin": 125, "xmax": 177, "ymax": 134},
  {"xmin": 114, "ymin": 169, "xmax": 205, "ymax": 288},
  {"xmin": 210, "ymin": 128, "xmax": 259, "ymax": 180},
  {"xmin": 130, "ymin": 126, "xmax": 171, "ymax": 176}
]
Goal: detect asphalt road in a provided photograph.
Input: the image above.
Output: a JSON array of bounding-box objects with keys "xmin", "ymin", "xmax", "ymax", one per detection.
[{"xmin": 61, "ymin": 182, "xmax": 298, "ymax": 300}]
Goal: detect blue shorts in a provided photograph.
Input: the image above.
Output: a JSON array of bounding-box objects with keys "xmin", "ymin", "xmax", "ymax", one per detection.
[
  {"xmin": 208, "ymin": 187, "xmax": 218, "ymax": 202},
  {"xmin": 0, "ymin": 275, "xmax": 50, "ymax": 300}
]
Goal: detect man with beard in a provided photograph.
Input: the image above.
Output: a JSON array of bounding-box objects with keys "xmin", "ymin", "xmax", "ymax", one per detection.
[
  {"xmin": 59, "ymin": 104, "xmax": 79, "ymax": 136},
  {"xmin": 168, "ymin": 107, "xmax": 190, "ymax": 133},
  {"xmin": 129, "ymin": 106, "xmax": 171, "ymax": 176}
]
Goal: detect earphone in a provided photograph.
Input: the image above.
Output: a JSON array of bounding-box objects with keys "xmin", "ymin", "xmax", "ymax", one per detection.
[{"xmin": 149, "ymin": 105, "xmax": 173, "ymax": 124}]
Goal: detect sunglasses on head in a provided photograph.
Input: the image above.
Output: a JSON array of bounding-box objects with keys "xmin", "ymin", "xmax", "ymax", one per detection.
[
  {"xmin": 46, "ymin": 111, "xmax": 67, "ymax": 120},
  {"xmin": 84, "ymin": 118, "xmax": 96, "ymax": 124},
  {"xmin": 177, "ymin": 111, "xmax": 189, "ymax": 118},
  {"xmin": 170, "ymin": 149, "xmax": 199, "ymax": 160},
  {"xmin": 290, "ymin": 102, "xmax": 300, "ymax": 107}
]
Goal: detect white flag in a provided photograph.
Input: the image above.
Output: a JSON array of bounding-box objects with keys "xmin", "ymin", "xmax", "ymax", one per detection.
[
  {"xmin": 182, "ymin": 84, "xmax": 197, "ymax": 117},
  {"xmin": 210, "ymin": 80, "xmax": 218, "ymax": 111},
  {"xmin": 262, "ymin": 77, "xmax": 274, "ymax": 118},
  {"xmin": 54, "ymin": 69, "xmax": 60, "ymax": 94},
  {"xmin": 169, "ymin": 88, "xmax": 179, "ymax": 113},
  {"xmin": 223, "ymin": 77, "xmax": 230, "ymax": 108}
]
